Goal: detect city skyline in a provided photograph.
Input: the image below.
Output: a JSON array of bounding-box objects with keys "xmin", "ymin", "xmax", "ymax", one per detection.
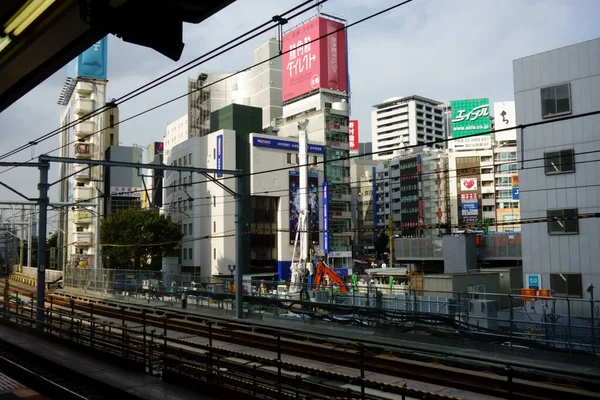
[{"xmin": 0, "ymin": 0, "xmax": 599, "ymax": 203}]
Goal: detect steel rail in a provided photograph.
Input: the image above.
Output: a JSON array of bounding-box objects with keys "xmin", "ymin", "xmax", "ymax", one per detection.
[{"xmin": 2, "ymin": 281, "xmax": 600, "ymax": 400}]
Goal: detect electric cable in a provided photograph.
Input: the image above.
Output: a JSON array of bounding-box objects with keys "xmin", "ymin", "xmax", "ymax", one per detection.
[
  {"xmin": 48, "ymin": 111, "xmax": 600, "ymax": 209},
  {"xmin": 56, "ymin": 212, "xmax": 599, "ymax": 249},
  {"xmin": 0, "ymin": 0, "xmax": 415, "ymax": 177},
  {"xmin": 0, "ymin": 0, "xmax": 327, "ymax": 163},
  {"xmin": 47, "ymin": 149, "xmax": 600, "ymax": 216}
]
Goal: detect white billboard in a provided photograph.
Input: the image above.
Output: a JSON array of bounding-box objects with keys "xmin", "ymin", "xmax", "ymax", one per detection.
[
  {"xmin": 449, "ymin": 135, "xmax": 492, "ymax": 150},
  {"xmin": 460, "ymin": 178, "xmax": 478, "ymax": 191},
  {"xmin": 493, "ymin": 101, "xmax": 516, "ymax": 142}
]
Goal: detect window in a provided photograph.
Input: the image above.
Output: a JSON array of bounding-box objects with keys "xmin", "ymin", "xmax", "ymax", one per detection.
[
  {"xmin": 547, "ymin": 208, "xmax": 578, "ymax": 234},
  {"xmin": 541, "ymin": 83, "xmax": 571, "ymax": 118},
  {"xmin": 188, "ymin": 223, "xmax": 192, "ymax": 235},
  {"xmin": 188, "ymin": 248, "xmax": 193, "ymax": 260},
  {"xmin": 213, "ymin": 221, "xmax": 216, "ymax": 233},
  {"xmin": 287, "ymin": 153, "xmax": 292, "ymax": 164},
  {"xmin": 213, "ymin": 248, "xmax": 216, "ymax": 260},
  {"xmin": 550, "ymin": 273, "xmax": 582, "ymax": 297},
  {"xmin": 183, "ymin": 249, "xmax": 187, "ymax": 260},
  {"xmin": 213, "ymin": 196, "xmax": 216, "ymax": 207},
  {"xmin": 544, "ymin": 149, "xmax": 574, "ymax": 174}
]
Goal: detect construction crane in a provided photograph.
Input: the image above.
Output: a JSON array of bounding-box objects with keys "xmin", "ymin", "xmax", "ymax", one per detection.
[{"xmin": 289, "ymin": 119, "xmax": 312, "ymax": 301}]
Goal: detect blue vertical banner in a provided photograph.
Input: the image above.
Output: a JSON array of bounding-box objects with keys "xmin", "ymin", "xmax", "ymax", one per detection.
[
  {"xmin": 323, "ymin": 181, "xmax": 329, "ymax": 254},
  {"xmin": 216, "ymin": 134, "xmax": 223, "ymax": 178}
]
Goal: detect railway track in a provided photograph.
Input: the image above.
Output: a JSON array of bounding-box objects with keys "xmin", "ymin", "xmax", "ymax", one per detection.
[
  {"xmin": 2, "ymin": 279, "xmax": 600, "ymax": 400},
  {"xmin": 0, "ymin": 328, "xmax": 144, "ymax": 399}
]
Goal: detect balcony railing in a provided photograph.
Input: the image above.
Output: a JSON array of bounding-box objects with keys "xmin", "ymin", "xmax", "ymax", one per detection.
[
  {"xmin": 74, "ymin": 121, "xmax": 95, "ymax": 138},
  {"xmin": 74, "ymin": 232, "xmax": 94, "ymax": 245}
]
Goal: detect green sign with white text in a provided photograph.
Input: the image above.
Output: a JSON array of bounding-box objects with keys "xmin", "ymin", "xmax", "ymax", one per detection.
[{"xmin": 451, "ymin": 98, "xmax": 491, "ymax": 138}]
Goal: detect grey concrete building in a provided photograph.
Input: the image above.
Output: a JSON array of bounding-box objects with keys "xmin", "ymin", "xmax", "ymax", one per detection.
[{"xmin": 513, "ymin": 38, "xmax": 600, "ymax": 308}]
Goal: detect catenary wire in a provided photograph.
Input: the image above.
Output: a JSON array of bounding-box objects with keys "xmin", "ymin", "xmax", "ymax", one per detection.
[
  {"xmin": 46, "ymin": 147, "xmax": 600, "ymax": 215},
  {"xmin": 57, "ymin": 212, "xmax": 599, "ymax": 249},
  {"xmin": 0, "ymin": 0, "xmax": 327, "ymax": 164},
  {"xmin": 49, "ymin": 112, "xmax": 600, "ymax": 208},
  {"xmin": 0, "ymin": 0, "xmax": 416, "ymax": 177}
]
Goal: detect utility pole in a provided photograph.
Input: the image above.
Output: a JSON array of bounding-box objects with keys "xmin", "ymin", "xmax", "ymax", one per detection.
[
  {"xmin": 19, "ymin": 205, "xmax": 24, "ymax": 272},
  {"xmin": 27, "ymin": 207, "xmax": 33, "ymax": 267}
]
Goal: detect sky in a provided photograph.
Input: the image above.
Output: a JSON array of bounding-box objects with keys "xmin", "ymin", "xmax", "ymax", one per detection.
[{"xmin": 0, "ymin": 0, "xmax": 599, "ymax": 206}]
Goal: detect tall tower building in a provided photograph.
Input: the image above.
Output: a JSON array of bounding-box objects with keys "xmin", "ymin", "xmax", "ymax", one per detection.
[
  {"xmin": 57, "ymin": 37, "xmax": 113, "ymax": 270},
  {"xmin": 277, "ymin": 14, "xmax": 352, "ymax": 270},
  {"xmin": 165, "ymin": 39, "xmax": 283, "ymax": 159}
]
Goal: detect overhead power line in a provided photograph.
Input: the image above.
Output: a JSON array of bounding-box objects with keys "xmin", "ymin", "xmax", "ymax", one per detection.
[
  {"xmin": 0, "ymin": 0, "xmax": 416, "ymax": 176},
  {"xmin": 56, "ymin": 212, "xmax": 600, "ymax": 249},
  {"xmin": 0, "ymin": 0, "xmax": 327, "ymax": 165}
]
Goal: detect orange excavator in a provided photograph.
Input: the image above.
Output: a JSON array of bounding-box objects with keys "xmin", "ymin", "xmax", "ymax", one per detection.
[{"xmin": 313, "ymin": 260, "xmax": 348, "ymax": 294}]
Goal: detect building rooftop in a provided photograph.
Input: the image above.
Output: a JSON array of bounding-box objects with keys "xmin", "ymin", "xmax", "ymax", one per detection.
[{"xmin": 373, "ymin": 95, "xmax": 444, "ymax": 109}]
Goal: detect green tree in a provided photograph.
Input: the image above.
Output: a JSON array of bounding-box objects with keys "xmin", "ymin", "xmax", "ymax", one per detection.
[
  {"xmin": 100, "ymin": 209, "xmax": 183, "ymax": 270},
  {"xmin": 375, "ymin": 232, "xmax": 389, "ymax": 260},
  {"xmin": 47, "ymin": 231, "xmax": 58, "ymax": 248}
]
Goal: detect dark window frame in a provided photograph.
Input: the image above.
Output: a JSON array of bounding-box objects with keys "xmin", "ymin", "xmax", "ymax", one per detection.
[
  {"xmin": 547, "ymin": 208, "xmax": 579, "ymax": 235},
  {"xmin": 550, "ymin": 273, "xmax": 582, "ymax": 297},
  {"xmin": 544, "ymin": 149, "xmax": 575, "ymax": 175},
  {"xmin": 541, "ymin": 83, "xmax": 572, "ymax": 119}
]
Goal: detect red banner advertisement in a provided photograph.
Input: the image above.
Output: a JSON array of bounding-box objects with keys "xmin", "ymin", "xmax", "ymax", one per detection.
[
  {"xmin": 282, "ymin": 16, "xmax": 348, "ymax": 102},
  {"xmin": 349, "ymin": 120, "xmax": 358, "ymax": 150}
]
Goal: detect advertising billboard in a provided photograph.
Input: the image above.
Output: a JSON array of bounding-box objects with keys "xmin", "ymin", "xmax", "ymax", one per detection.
[
  {"xmin": 154, "ymin": 142, "xmax": 164, "ymax": 155},
  {"xmin": 282, "ymin": 16, "xmax": 348, "ymax": 102},
  {"xmin": 252, "ymin": 136, "xmax": 324, "ymax": 153},
  {"xmin": 67, "ymin": 36, "xmax": 108, "ymax": 80},
  {"xmin": 493, "ymin": 101, "xmax": 516, "ymax": 142},
  {"xmin": 216, "ymin": 134, "xmax": 223, "ymax": 178},
  {"xmin": 451, "ymin": 98, "xmax": 491, "ymax": 138},
  {"xmin": 349, "ymin": 120, "xmax": 358, "ymax": 151},
  {"xmin": 460, "ymin": 178, "xmax": 478, "ymax": 191},
  {"xmin": 323, "ymin": 181, "xmax": 329, "ymax": 254},
  {"xmin": 289, "ymin": 171, "xmax": 319, "ymax": 245}
]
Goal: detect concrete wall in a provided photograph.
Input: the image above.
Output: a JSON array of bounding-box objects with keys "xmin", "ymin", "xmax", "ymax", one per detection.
[
  {"xmin": 513, "ymin": 38, "xmax": 600, "ymax": 315},
  {"xmin": 13, "ymin": 266, "xmax": 62, "ymax": 282},
  {"xmin": 442, "ymin": 234, "xmax": 477, "ymax": 273}
]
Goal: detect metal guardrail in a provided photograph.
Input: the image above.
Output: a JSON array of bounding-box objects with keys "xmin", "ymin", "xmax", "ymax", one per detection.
[
  {"xmin": 394, "ymin": 234, "xmax": 522, "ymax": 260},
  {"xmin": 62, "ymin": 267, "xmax": 600, "ymax": 356}
]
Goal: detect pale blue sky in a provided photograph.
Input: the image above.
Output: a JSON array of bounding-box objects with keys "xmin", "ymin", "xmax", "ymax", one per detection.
[{"xmin": 0, "ymin": 0, "xmax": 599, "ymax": 202}]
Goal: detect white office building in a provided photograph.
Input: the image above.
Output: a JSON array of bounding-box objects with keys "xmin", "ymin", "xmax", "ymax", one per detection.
[
  {"xmin": 371, "ymin": 95, "xmax": 446, "ymax": 161},
  {"xmin": 513, "ymin": 38, "xmax": 600, "ymax": 307},
  {"xmin": 163, "ymin": 130, "xmax": 325, "ymax": 279}
]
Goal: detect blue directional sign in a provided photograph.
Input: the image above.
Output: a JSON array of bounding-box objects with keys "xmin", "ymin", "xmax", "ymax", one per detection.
[
  {"xmin": 526, "ymin": 274, "xmax": 541, "ymax": 290},
  {"xmin": 512, "ymin": 187, "xmax": 520, "ymax": 200}
]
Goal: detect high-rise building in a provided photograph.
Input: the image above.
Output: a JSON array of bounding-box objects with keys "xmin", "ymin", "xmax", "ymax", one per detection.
[
  {"xmin": 103, "ymin": 145, "xmax": 144, "ymax": 216},
  {"xmin": 57, "ymin": 37, "xmax": 112, "ymax": 270},
  {"xmin": 447, "ymin": 98, "xmax": 520, "ymax": 233},
  {"xmin": 350, "ymin": 159, "xmax": 378, "ymax": 258},
  {"xmin": 276, "ymin": 14, "xmax": 352, "ymax": 269},
  {"xmin": 371, "ymin": 95, "xmax": 446, "ymax": 161},
  {"xmin": 375, "ymin": 147, "xmax": 450, "ymax": 239},
  {"xmin": 513, "ymin": 38, "xmax": 600, "ymax": 305},
  {"xmin": 165, "ymin": 39, "xmax": 283, "ymax": 158}
]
